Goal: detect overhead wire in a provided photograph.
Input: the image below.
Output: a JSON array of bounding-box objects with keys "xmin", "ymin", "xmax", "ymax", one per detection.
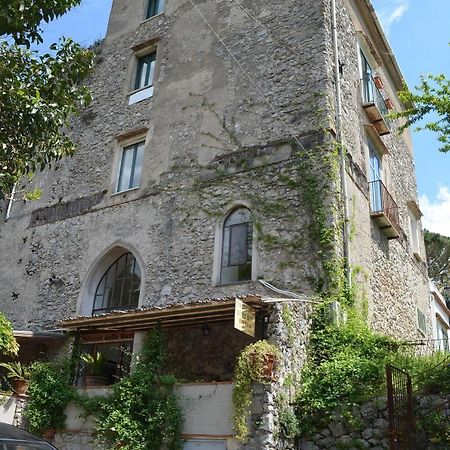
[
  {"xmin": 185, "ymin": 0, "xmax": 332, "ymax": 182},
  {"xmin": 186, "ymin": 0, "xmax": 413, "ymax": 273}
]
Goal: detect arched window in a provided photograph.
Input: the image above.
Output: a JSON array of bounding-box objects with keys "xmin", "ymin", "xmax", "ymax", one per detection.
[
  {"xmin": 220, "ymin": 207, "xmax": 253, "ymax": 284},
  {"xmin": 92, "ymin": 252, "xmax": 141, "ymax": 315}
]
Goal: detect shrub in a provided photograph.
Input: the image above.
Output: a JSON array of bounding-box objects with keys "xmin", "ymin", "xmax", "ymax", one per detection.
[
  {"xmin": 93, "ymin": 329, "xmax": 182, "ymax": 450},
  {"xmin": 24, "ymin": 359, "xmax": 76, "ymax": 435}
]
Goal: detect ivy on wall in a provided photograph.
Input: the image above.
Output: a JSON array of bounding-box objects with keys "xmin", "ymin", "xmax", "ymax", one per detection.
[{"xmin": 24, "ymin": 329, "xmax": 183, "ymax": 450}]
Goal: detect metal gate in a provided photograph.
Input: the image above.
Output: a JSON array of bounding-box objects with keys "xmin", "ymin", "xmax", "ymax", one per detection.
[{"xmin": 386, "ymin": 364, "xmax": 416, "ymax": 450}]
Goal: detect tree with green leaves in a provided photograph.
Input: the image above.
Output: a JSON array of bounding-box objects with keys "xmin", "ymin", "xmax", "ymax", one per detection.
[
  {"xmin": 0, "ymin": 0, "xmax": 94, "ymax": 194},
  {"xmin": 424, "ymin": 229, "xmax": 450, "ymax": 302},
  {"xmin": 395, "ymin": 73, "xmax": 450, "ymax": 153}
]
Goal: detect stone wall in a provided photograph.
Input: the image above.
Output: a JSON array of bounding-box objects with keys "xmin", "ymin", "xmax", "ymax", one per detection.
[
  {"xmin": 328, "ymin": 0, "xmax": 432, "ymax": 341},
  {"xmin": 0, "ymin": 0, "xmax": 331, "ymax": 333},
  {"xmin": 243, "ymin": 301, "xmax": 313, "ymax": 450},
  {"xmin": 298, "ymin": 394, "xmax": 450, "ymax": 450}
]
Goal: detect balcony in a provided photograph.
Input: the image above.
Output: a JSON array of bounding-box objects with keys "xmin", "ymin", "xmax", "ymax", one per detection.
[
  {"xmin": 369, "ymin": 180, "xmax": 400, "ymax": 239},
  {"xmin": 361, "ymin": 76, "xmax": 392, "ymax": 136}
]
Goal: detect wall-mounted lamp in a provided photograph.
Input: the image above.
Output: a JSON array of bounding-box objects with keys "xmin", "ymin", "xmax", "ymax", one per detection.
[{"xmin": 201, "ymin": 324, "xmax": 211, "ymax": 337}]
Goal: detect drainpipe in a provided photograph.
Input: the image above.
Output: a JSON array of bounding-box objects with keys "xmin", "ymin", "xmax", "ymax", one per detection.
[
  {"xmin": 331, "ymin": 0, "xmax": 352, "ymax": 290},
  {"xmin": 5, "ymin": 183, "xmax": 16, "ymax": 221}
]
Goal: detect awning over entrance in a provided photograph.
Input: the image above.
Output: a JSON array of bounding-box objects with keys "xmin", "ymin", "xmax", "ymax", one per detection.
[{"xmin": 59, "ymin": 294, "xmax": 264, "ymax": 332}]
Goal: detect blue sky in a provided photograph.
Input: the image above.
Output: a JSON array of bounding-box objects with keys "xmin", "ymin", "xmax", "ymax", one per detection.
[
  {"xmin": 372, "ymin": 0, "xmax": 450, "ymax": 236},
  {"xmin": 41, "ymin": 0, "xmax": 450, "ymax": 236}
]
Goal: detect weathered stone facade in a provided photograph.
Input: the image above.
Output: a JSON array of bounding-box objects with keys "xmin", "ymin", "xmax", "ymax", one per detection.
[
  {"xmin": 298, "ymin": 394, "xmax": 450, "ymax": 450},
  {"xmin": 0, "ymin": 0, "xmax": 432, "ymax": 449}
]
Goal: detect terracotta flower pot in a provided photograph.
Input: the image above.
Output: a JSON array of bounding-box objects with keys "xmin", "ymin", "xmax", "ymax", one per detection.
[
  {"xmin": 261, "ymin": 354, "xmax": 276, "ymax": 381},
  {"xmin": 373, "ymin": 76, "xmax": 384, "ymax": 90},
  {"xmin": 384, "ymin": 98, "xmax": 395, "ymax": 110},
  {"xmin": 250, "ymin": 352, "xmax": 277, "ymax": 381},
  {"xmin": 11, "ymin": 379, "xmax": 28, "ymax": 395}
]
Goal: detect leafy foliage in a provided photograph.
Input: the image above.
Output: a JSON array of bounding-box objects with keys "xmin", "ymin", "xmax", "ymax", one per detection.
[
  {"xmin": 24, "ymin": 359, "xmax": 76, "ymax": 434},
  {"xmin": 0, "ymin": 0, "xmax": 82, "ymax": 47},
  {"xmin": 424, "ymin": 229, "xmax": 450, "ymax": 302},
  {"xmin": 0, "ymin": 313, "xmax": 19, "ymax": 356},
  {"xmin": 93, "ymin": 329, "xmax": 182, "ymax": 450},
  {"xmin": 0, "ymin": 0, "xmax": 94, "ymax": 193},
  {"xmin": 295, "ymin": 308, "xmax": 400, "ymax": 434},
  {"xmin": 394, "ymin": 72, "xmax": 450, "ymax": 152},
  {"xmin": 392, "ymin": 352, "xmax": 450, "ymax": 395},
  {"xmin": 232, "ymin": 340, "xmax": 280, "ymax": 441},
  {"xmin": 0, "ymin": 361, "xmax": 31, "ymax": 381}
]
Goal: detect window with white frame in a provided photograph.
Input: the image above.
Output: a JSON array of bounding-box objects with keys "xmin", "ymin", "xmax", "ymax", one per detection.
[
  {"xmin": 116, "ymin": 141, "xmax": 144, "ymax": 193},
  {"xmin": 135, "ymin": 52, "xmax": 156, "ymax": 91},
  {"xmin": 360, "ymin": 49, "xmax": 375, "ymax": 104},
  {"xmin": 129, "ymin": 51, "xmax": 156, "ymax": 105},
  {"xmin": 220, "ymin": 207, "xmax": 253, "ymax": 284},
  {"xmin": 368, "ymin": 137, "xmax": 383, "ymax": 213},
  {"xmin": 408, "ymin": 208, "xmax": 421, "ymax": 258},
  {"xmin": 417, "ymin": 308, "xmax": 427, "ymax": 335},
  {"xmin": 146, "ymin": 0, "xmax": 164, "ymax": 19},
  {"xmin": 436, "ymin": 319, "xmax": 449, "ymax": 352}
]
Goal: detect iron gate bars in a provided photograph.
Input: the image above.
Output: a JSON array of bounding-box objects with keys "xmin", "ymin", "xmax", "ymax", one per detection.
[{"xmin": 386, "ymin": 364, "xmax": 416, "ymax": 450}]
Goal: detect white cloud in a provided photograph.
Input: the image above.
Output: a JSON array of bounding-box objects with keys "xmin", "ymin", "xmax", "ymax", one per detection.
[
  {"xmin": 373, "ymin": 0, "xmax": 410, "ymax": 34},
  {"xmin": 419, "ymin": 186, "xmax": 450, "ymax": 238}
]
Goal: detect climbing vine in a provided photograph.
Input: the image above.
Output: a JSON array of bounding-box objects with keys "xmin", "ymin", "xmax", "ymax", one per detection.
[
  {"xmin": 24, "ymin": 330, "xmax": 182, "ymax": 450},
  {"xmin": 232, "ymin": 340, "xmax": 281, "ymax": 442}
]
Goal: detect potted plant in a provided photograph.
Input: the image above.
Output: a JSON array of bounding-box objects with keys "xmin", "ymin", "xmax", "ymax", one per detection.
[
  {"xmin": 0, "ymin": 361, "xmax": 31, "ymax": 395},
  {"xmin": 233, "ymin": 341, "xmax": 281, "ymax": 441},
  {"xmin": 80, "ymin": 352, "xmax": 109, "ymax": 387},
  {"xmin": 373, "ymin": 75, "xmax": 384, "ymax": 90},
  {"xmin": 384, "ymin": 97, "xmax": 395, "ymax": 110}
]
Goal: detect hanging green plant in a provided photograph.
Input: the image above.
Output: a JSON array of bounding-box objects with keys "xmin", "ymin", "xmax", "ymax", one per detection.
[
  {"xmin": 0, "ymin": 313, "xmax": 19, "ymax": 356},
  {"xmin": 232, "ymin": 340, "xmax": 281, "ymax": 442}
]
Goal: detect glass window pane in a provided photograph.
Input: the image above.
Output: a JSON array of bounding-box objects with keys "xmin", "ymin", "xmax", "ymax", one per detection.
[
  {"xmin": 135, "ymin": 53, "xmax": 155, "ymax": 90},
  {"xmin": 222, "ymin": 227, "xmax": 230, "ymax": 267},
  {"xmin": 220, "ymin": 208, "xmax": 253, "ymax": 283},
  {"xmin": 93, "ymin": 253, "xmax": 141, "ymax": 314},
  {"xmin": 130, "ymin": 143, "xmax": 144, "ymax": 188},
  {"xmin": 146, "ymin": 0, "xmax": 164, "ymax": 19},
  {"xmin": 117, "ymin": 147, "xmax": 134, "ymax": 192},
  {"xmin": 229, "ymin": 224, "xmax": 248, "ymax": 266}
]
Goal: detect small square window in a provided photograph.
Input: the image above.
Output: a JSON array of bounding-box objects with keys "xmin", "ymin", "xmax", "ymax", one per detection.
[
  {"xmin": 116, "ymin": 142, "xmax": 144, "ymax": 193},
  {"xmin": 146, "ymin": 0, "xmax": 164, "ymax": 19},
  {"xmin": 135, "ymin": 52, "xmax": 156, "ymax": 91}
]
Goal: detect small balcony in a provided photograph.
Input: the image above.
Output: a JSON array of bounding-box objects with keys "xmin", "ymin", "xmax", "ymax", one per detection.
[
  {"xmin": 369, "ymin": 180, "xmax": 400, "ymax": 239},
  {"xmin": 361, "ymin": 76, "xmax": 392, "ymax": 136}
]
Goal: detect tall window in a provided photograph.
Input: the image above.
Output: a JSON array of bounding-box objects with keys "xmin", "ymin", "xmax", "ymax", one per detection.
[
  {"xmin": 360, "ymin": 50, "xmax": 374, "ymax": 104},
  {"xmin": 368, "ymin": 138, "xmax": 383, "ymax": 212},
  {"xmin": 220, "ymin": 208, "xmax": 253, "ymax": 284},
  {"xmin": 408, "ymin": 206, "xmax": 422, "ymax": 258},
  {"xmin": 116, "ymin": 141, "xmax": 144, "ymax": 193},
  {"xmin": 146, "ymin": 0, "xmax": 164, "ymax": 19},
  {"xmin": 135, "ymin": 52, "xmax": 156, "ymax": 91},
  {"xmin": 92, "ymin": 252, "xmax": 141, "ymax": 315}
]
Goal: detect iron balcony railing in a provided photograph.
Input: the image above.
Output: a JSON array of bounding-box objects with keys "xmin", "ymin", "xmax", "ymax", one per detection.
[
  {"xmin": 361, "ymin": 75, "xmax": 393, "ymax": 133},
  {"xmin": 369, "ymin": 180, "xmax": 401, "ymax": 236}
]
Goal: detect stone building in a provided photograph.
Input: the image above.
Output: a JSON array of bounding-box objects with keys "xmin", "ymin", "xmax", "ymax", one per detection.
[{"xmin": 0, "ymin": 0, "xmax": 432, "ymax": 449}]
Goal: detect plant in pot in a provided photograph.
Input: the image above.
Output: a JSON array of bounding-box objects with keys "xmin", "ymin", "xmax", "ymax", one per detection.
[
  {"xmin": 80, "ymin": 352, "xmax": 109, "ymax": 387},
  {"xmin": 0, "ymin": 361, "xmax": 31, "ymax": 395},
  {"xmin": 232, "ymin": 340, "xmax": 281, "ymax": 441}
]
